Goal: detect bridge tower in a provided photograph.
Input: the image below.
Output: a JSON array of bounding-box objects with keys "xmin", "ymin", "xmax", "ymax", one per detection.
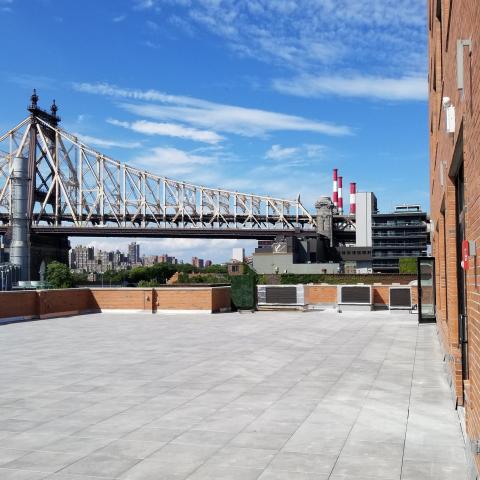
[{"xmin": 9, "ymin": 91, "xmax": 67, "ymax": 281}]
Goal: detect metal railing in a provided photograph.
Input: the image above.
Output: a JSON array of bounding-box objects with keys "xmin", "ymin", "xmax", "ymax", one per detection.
[{"xmin": 0, "ymin": 263, "xmax": 20, "ymax": 291}]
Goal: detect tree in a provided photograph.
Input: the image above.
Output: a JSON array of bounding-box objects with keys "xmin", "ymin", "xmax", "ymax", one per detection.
[
  {"xmin": 71, "ymin": 271, "xmax": 88, "ymax": 286},
  {"xmin": 46, "ymin": 261, "xmax": 74, "ymax": 289},
  {"xmin": 399, "ymin": 257, "xmax": 418, "ymax": 274},
  {"xmin": 204, "ymin": 264, "xmax": 228, "ymax": 274}
]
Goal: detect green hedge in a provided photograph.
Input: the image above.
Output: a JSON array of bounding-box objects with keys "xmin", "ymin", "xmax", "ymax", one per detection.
[
  {"xmin": 399, "ymin": 257, "xmax": 418, "ymax": 274},
  {"xmin": 277, "ymin": 273, "xmax": 416, "ymax": 285}
]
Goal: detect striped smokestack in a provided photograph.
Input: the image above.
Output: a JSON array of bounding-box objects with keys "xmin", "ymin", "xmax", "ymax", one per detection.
[
  {"xmin": 338, "ymin": 176, "xmax": 343, "ymax": 214},
  {"xmin": 350, "ymin": 182, "xmax": 357, "ymax": 215},
  {"xmin": 332, "ymin": 169, "xmax": 338, "ymax": 208}
]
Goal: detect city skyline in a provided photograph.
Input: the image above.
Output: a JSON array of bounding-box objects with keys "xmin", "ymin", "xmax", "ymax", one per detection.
[{"xmin": 70, "ymin": 241, "xmax": 215, "ymax": 274}]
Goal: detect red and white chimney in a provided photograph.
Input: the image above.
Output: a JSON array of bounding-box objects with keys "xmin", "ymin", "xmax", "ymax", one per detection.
[
  {"xmin": 338, "ymin": 176, "xmax": 344, "ymax": 215},
  {"xmin": 350, "ymin": 182, "xmax": 357, "ymax": 215},
  {"xmin": 332, "ymin": 169, "xmax": 338, "ymax": 208}
]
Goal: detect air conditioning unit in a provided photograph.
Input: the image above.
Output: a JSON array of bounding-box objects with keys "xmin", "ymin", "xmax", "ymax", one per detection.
[
  {"xmin": 257, "ymin": 285, "xmax": 305, "ymax": 310},
  {"xmin": 337, "ymin": 285, "xmax": 372, "ymax": 311},
  {"xmin": 389, "ymin": 287, "xmax": 412, "ymax": 310}
]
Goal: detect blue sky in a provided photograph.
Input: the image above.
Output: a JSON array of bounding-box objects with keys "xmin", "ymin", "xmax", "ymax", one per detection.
[{"xmin": 0, "ymin": 0, "xmax": 428, "ymax": 262}]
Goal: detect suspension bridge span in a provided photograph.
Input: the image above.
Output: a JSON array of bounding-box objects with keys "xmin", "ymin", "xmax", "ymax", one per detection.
[{"xmin": 0, "ymin": 93, "xmax": 354, "ymax": 280}]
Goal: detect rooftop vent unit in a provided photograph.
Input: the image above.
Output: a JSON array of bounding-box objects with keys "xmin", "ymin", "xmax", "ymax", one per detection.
[
  {"xmin": 257, "ymin": 285, "xmax": 305, "ymax": 310},
  {"xmin": 389, "ymin": 287, "xmax": 412, "ymax": 310},
  {"xmin": 338, "ymin": 285, "xmax": 372, "ymax": 312}
]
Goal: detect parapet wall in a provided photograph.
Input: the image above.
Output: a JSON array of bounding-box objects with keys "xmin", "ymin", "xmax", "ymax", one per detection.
[
  {"xmin": 0, "ymin": 283, "xmax": 416, "ymax": 322},
  {"xmin": 304, "ymin": 284, "xmax": 418, "ymax": 307},
  {"xmin": 0, "ymin": 286, "xmax": 232, "ymax": 322}
]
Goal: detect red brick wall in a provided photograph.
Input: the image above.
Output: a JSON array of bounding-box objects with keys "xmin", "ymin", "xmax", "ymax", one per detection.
[
  {"xmin": 0, "ymin": 286, "xmax": 232, "ymax": 319},
  {"xmin": 0, "ymin": 291, "xmax": 38, "ymax": 320},
  {"xmin": 305, "ymin": 286, "xmax": 337, "ymax": 304},
  {"xmin": 38, "ymin": 289, "xmax": 94, "ymax": 318},
  {"xmin": 373, "ymin": 286, "xmax": 389, "ymax": 306},
  {"xmin": 211, "ymin": 287, "xmax": 231, "ymax": 312},
  {"xmin": 305, "ymin": 284, "xmax": 416, "ymax": 307},
  {"xmin": 90, "ymin": 289, "xmax": 152, "ymax": 312},
  {"xmin": 155, "ymin": 288, "xmax": 211, "ymax": 311},
  {"xmin": 429, "ymin": 0, "xmax": 480, "ymax": 466}
]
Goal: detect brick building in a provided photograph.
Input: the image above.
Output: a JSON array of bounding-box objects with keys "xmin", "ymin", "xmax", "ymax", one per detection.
[{"xmin": 429, "ymin": 0, "xmax": 480, "ymax": 475}]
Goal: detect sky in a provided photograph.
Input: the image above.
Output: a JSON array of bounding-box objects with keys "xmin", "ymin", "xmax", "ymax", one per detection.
[{"xmin": 0, "ymin": 0, "xmax": 428, "ymax": 263}]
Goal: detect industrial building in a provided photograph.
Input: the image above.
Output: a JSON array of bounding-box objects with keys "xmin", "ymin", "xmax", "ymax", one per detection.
[
  {"xmin": 252, "ymin": 170, "xmax": 429, "ymax": 275},
  {"xmin": 429, "ymin": 0, "xmax": 480, "ymax": 476}
]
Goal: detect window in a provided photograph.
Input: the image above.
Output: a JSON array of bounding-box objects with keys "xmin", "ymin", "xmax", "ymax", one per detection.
[{"xmin": 446, "ymin": 0, "xmax": 453, "ymax": 50}]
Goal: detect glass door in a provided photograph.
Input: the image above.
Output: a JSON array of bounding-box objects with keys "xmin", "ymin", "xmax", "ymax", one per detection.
[{"xmin": 417, "ymin": 257, "xmax": 436, "ymax": 323}]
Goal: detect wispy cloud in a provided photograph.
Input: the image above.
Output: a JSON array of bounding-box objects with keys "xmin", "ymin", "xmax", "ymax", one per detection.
[
  {"xmin": 133, "ymin": 146, "xmax": 217, "ymax": 177},
  {"xmin": 0, "ymin": 0, "xmax": 13, "ymax": 12},
  {"xmin": 112, "ymin": 14, "xmax": 126, "ymax": 23},
  {"xmin": 273, "ymin": 74, "xmax": 427, "ymax": 101},
  {"xmin": 108, "ymin": 118, "xmax": 223, "ymax": 144},
  {"xmin": 73, "ymin": 133, "xmax": 142, "ymax": 150},
  {"xmin": 73, "ymin": 82, "xmax": 351, "ymax": 137},
  {"xmin": 266, "ymin": 145, "xmax": 299, "ymax": 161},
  {"xmin": 266, "ymin": 143, "xmax": 326, "ymax": 161},
  {"xmin": 264, "ymin": 143, "xmax": 327, "ymax": 172},
  {"xmin": 134, "ymin": 0, "xmax": 426, "ymax": 77}
]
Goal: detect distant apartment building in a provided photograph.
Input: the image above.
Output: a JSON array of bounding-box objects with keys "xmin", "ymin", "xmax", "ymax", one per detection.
[
  {"xmin": 70, "ymin": 245, "xmax": 129, "ymax": 273},
  {"xmin": 429, "ymin": 0, "xmax": 480, "ymax": 475},
  {"xmin": 159, "ymin": 254, "xmax": 178, "ymax": 264},
  {"xmin": 371, "ymin": 205, "xmax": 429, "ymax": 273},
  {"xmin": 70, "ymin": 245, "xmax": 95, "ymax": 271},
  {"xmin": 191, "ymin": 257, "xmax": 204, "ymax": 269},
  {"xmin": 128, "ymin": 242, "xmax": 140, "ymax": 264},
  {"xmin": 204, "ymin": 260, "xmax": 212, "ymax": 268}
]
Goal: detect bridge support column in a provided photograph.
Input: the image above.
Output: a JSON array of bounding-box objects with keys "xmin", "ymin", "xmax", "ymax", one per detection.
[
  {"xmin": 315, "ymin": 196, "xmax": 334, "ymax": 247},
  {"xmin": 10, "ymin": 154, "xmax": 30, "ymax": 281},
  {"xmin": 29, "ymin": 234, "xmax": 70, "ymax": 281}
]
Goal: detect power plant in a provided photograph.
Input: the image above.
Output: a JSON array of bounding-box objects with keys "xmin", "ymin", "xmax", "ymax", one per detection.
[{"xmin": 252, "ymin": 169, "xmax": 430, "ymax": 274}]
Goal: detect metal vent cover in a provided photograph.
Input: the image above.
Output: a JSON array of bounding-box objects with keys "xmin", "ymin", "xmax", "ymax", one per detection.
[
  {"xmin": 338, "ymin": 285, "xmax": 372, "ymax": 305},
  {"xmin": 389, "ymin": 287, "xmax": 412, "ymax": 309},
  {"xmin": 257, "ymin": 285, "xmax": 305, "ymax": 306}
]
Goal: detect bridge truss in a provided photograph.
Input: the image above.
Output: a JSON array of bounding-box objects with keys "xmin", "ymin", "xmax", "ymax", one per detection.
[{"xmin": 0, "ymin": 115, "xmax": 317, "ymax": 235}]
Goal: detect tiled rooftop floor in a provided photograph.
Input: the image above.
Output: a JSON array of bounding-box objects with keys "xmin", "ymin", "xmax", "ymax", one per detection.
[{"xmin": 0, "ymin": 310, "xmax": 469, "ymax": 479}]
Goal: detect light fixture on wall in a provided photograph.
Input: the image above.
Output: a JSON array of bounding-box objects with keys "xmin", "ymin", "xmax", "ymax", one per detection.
[{"xmin": 442, "ymin": 97, "xmax": 455, "ymax": 134}]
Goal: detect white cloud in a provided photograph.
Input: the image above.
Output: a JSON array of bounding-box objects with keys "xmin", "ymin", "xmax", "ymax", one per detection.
[
  {"xmin": 112, "ymin": 14, "xmax": 126, "ymax": 22},
  {"xmin": 265, "ymin": 144, "xmax": 326, "ymax": 168},
  {"xmin": 73, "ymin": 82, "xmax": 351, "ymax": 137},
  {"xmin": 266, "ymin": 145, "xmax": 299, "ymax": 160},
  {"xmin": 122, "ymin": 101, "xmax": 350, "ymax": 137},
  {"xmin": 273, "ymin": 74, "xmax": 427, "ymax": 101},
  {"xmin": 73, "ymin": 133, "xmax": 142, "ymax": 150},
  {"xmin": 107, "ymin": 118, "xmax": 223, "ymax": 144},
  {"xmin": 133, "ymin": 146, "xmax": 216, "ymax": 176}
]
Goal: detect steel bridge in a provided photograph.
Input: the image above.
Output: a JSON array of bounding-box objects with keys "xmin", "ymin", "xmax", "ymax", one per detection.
[{"xmin": 0, "ymin": 93, "xmax": 355, "ymax": 279}]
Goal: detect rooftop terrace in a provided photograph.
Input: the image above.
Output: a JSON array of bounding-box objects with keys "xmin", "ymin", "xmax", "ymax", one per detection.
[{"xmin": 0, "ymin": 311, "xmax": 469, "ymax": 479}]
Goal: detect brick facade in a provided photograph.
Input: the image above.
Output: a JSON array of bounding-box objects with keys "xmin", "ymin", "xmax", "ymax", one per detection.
[{"xmin": 429, "ymin": 0, "xmax": 480, "ymax": 473}]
